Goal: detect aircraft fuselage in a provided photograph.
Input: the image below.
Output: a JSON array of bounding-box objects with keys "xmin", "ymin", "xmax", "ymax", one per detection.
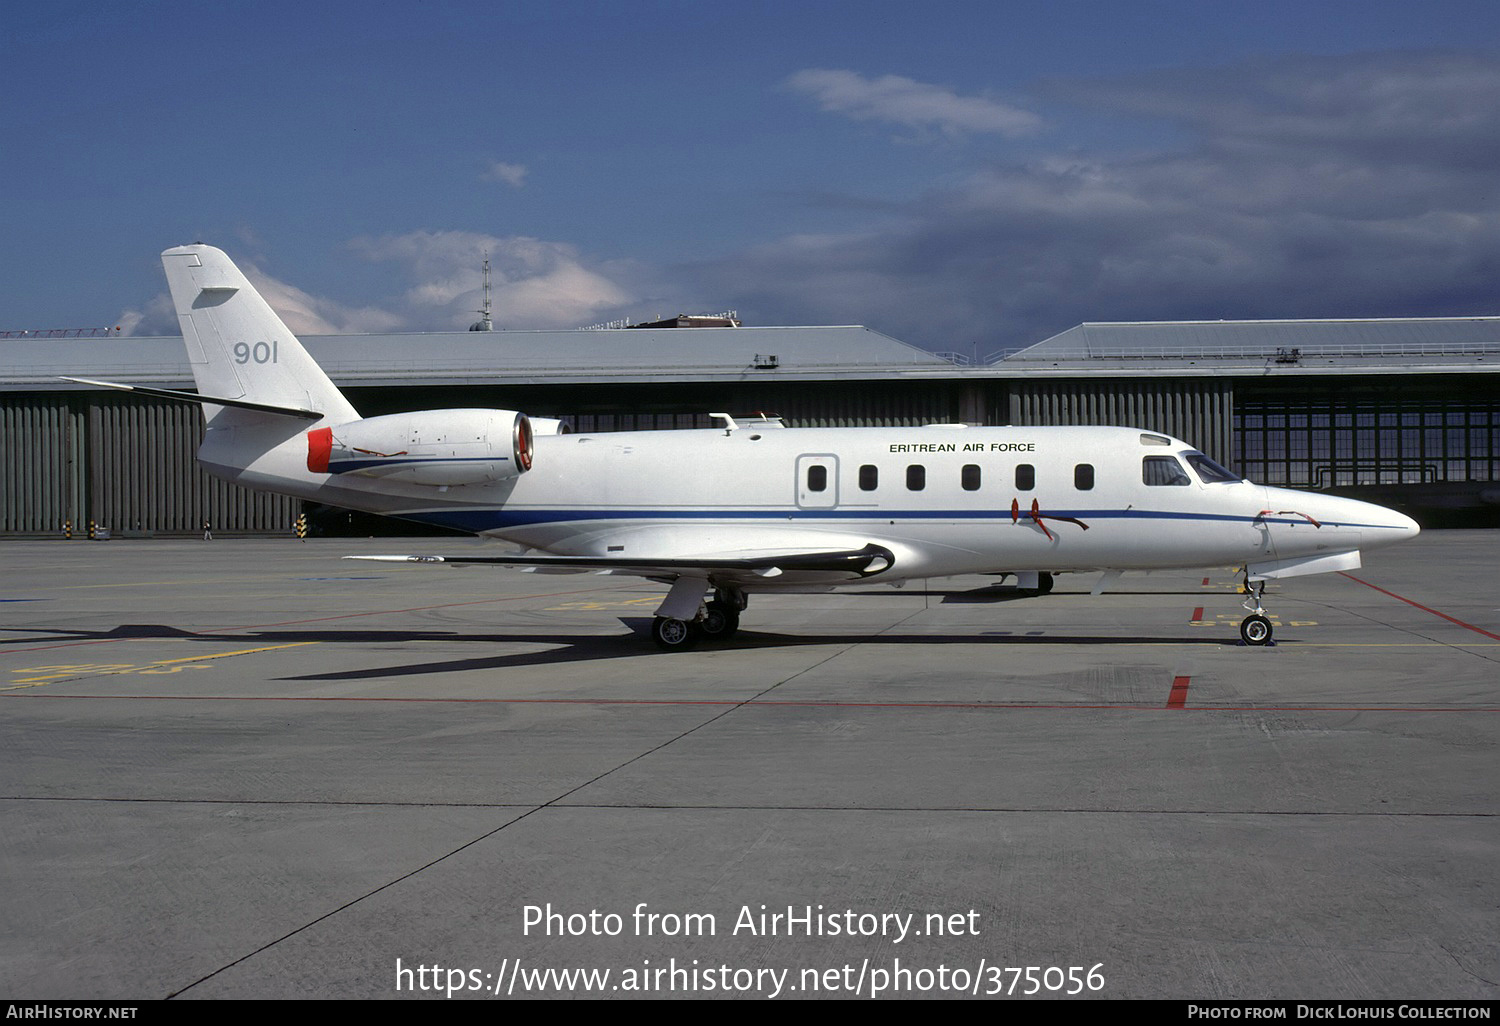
[{"xmin": 205, "ymin": 420, "xmax": 1418, "ymax": 587}]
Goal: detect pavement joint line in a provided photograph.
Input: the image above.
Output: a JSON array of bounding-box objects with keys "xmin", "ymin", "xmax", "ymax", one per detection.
[
  {"xmin": 0, "ymin": 795, "xmax": 1493, "ymax": 817},
  {"xmin": 1290, "ymin": 588, "xmax": 1500, "ymax": 667},
  {"xmin": 3, "ymin": 692, "xmax": 1497, "ymax": 712},
  {"xmin": 166, "ymin": 804, "xmax": 538, "ymax": 999},
  {"xmin": 1340, "ymin": 571, "xmax": 1500, "ymax": 641},
  {"xmin": 167, "ymin": 608, "xmax": 926, "ymax": 998}
]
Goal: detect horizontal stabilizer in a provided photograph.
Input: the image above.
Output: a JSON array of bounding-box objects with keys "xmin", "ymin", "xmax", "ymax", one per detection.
[{"xmin": 60, "ymin": 377, "xmax": 323, "ymax": 420}]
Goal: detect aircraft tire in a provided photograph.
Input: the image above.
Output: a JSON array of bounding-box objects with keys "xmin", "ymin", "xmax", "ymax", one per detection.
[
  {"xmin": 1239, "ymin": 614, "xmax": 1273, "ymax": 646},
  {"xmin": 700, "ymin": 602, "xmax": 740, "ymax": 639},
  {"xmin": 1037, "ymin": 572, "xmax": 1054, "ymax": 594},
  {"xmin": 652, "ymin": 616, "xmax": 701, "ymax": 650}
]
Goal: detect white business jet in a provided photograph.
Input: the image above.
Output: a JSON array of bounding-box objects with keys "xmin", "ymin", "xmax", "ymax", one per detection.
[{"xmin": 68, "ymin": 245, "xmax": 1420, "ymax": 649}]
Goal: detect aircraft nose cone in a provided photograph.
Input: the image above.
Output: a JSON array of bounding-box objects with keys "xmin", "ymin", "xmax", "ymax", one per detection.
[{"xmin": 1360, "ymin": 500, "xmax": 1420, "ymax": 548}]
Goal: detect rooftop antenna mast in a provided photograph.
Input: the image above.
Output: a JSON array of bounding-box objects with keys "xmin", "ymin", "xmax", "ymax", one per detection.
[{"xmin": 469, "ymin": 252, "xmax": 494, "ymax": 331}]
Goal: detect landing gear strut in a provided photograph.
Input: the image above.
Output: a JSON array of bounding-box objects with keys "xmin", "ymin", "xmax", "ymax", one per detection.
[
  {"xmin": 1239, "ymin": 576, "xmax": 1274, "ymax": 646},
  {"xmin": 651, "ymin": 586, "xmax": 746, "ymax": 650},
  {"xmin": 699, "ymin": 586, "xmax": 744, "ymax": 640},
  {"xmin": 699, "ymin": 600, "xmax": 741, "ymax": 639}
]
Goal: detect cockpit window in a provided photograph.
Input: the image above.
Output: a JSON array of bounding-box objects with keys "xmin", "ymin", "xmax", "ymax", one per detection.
[
  {"xmin": 1183, "ymin": 452, "xmax": 1242, "ymax": 484},
  {"xmin": 1143, "ymin": 456, "xmax": 1191, "ymax": 486}
]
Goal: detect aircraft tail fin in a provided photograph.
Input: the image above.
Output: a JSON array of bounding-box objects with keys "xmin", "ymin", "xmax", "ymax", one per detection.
[{"xmin": 160, "ymin": 244, "xmax": 358, "ymax": 425}]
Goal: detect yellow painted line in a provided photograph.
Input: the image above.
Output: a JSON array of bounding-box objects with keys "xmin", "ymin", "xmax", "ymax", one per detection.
[
  {"xmin": 58, "ymin": 580, "xmax": 186, "ymax": 590},
  {"xmin": 59, "ymin": 571, "xmax": 337, "ymax": 590},
  {"xmin": 146, "ymin": 642, "xmax": 321, "ymax": 664},
  {"xmin": 1, "ymin": 642, "xmax": 320, "ymax": 691},
  {"xmin": 5, "ymin": 666, "xmax": 138, "ymax": 689}
]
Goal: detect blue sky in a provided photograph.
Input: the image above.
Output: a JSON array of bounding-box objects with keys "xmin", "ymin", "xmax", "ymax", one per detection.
[{"xmin": 5, "ymin": 0, "xmax": 1500, "ymax": 354}]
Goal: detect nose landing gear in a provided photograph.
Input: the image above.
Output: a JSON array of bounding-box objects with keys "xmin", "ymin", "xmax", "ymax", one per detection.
[{"xmin": 1239, "ymin": 576, "xmax": 1274, "ymax": 646}]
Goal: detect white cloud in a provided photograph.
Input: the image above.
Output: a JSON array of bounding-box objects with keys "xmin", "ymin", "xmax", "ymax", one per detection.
[
  {"xmin": 695, "ymin": 52, "xmax": 1500, "ymax": 354},
  {"xmin": 349, "ymin": 230, "xmax": 635, "ymax": 329},
  {"xmin": 119, "ymin": 52, "xmax": 1500, "ymax": 356},
  {"xmin": 243, "ymin": 265, "xmax": 406, "ymax": 335},
  {"xmin": 113, "ymin": 292, "xmax": 177, "ymax": 337},
  {"xmin": 118, "ymin": 231, "xmax": 639, "ymax": 336},
  {"xmin": 482, "ymin": 161, "xmax": 528, "ymax": 188},
  {"xmin": 786, "ymin": 68, "xmax": 1041, "ymax": 138}
]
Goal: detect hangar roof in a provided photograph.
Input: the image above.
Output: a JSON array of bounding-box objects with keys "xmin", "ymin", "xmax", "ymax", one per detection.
[
  {"xmin": 2, "ymin": 324, "xmax": 959, "ymax": 390},
  {"xmin": 7, "ymin": 317, "xmax": 1499, "ymax": 392},
  {"xmin": 1000, "ymin": 317, "xmax": 1500, "ymax": 377}
]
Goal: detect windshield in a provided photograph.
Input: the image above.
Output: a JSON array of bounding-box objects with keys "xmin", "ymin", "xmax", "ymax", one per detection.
[{"xmin": 1183, "ymin": 452, "xmax": 1243, "ymax": 484}]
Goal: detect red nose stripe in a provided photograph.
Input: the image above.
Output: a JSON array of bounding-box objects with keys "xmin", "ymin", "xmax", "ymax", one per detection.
[{"xmin": 307, "ymin": 427, "xmax": 332, "ymax": 473}]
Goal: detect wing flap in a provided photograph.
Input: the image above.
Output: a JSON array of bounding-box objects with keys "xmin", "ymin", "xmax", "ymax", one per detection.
[{"xmin": 345, "ymin": 543, "xmax": 895, "ymax": 580}]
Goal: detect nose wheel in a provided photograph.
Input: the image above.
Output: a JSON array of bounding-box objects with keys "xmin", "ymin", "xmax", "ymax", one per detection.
[{"xmin": 1239, "ymin": 614, "xmax": 1273, "ymax": 646}]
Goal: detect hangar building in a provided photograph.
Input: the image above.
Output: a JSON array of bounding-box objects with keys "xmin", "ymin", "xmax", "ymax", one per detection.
[{"xmin": 2, "ymin": 315, "xmax": 1497, "ymax": 535}]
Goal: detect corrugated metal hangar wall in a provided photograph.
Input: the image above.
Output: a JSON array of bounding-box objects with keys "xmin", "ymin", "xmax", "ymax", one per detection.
[
  {"xmin": 1, "ymin": 395, "xmax": 298, "ymax": 536},
  {"xmin": 1, "ymin": 377, "xmax": 1250, "ymax": 536},
  {"xmin": 1007, "ymin": 379, "xmax": 1234, "ymax": 464}
]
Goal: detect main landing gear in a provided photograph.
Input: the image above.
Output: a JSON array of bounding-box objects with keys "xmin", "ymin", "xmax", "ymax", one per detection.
[
  {"xmin": 651, "ymin": 588, "xmax": 745, "ymax": 650},
  {"xmin": 1239, "ymin": 576, "xmax": 1274, "ymax": 646}
]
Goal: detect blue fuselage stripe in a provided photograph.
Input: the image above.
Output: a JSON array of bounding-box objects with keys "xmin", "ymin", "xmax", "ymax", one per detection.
[
  {"xmin": 397, "ymin": 507, "xmax": 1399, "ymax": 533},
  {"xmin": 331, "ymin": 456, "xmax": 508, "ymax": 474}
]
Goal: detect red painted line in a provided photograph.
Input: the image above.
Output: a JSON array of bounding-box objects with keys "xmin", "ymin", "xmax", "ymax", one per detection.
[
  {"xmin": 1167, "ymin": 675, "xmax": 1191, "ymax": 708},
  {"xmin": 0, "ymin": 585, "xmax": 626, "ymax": 656},
  {"xmin": 3, "ymin": 693, "xmax": 1495, "ymax": 713},
  {"xmin": 1201, "ymin": 578, "xmax": 1210, "ymax": 587},
  {"xmin": 1339, "ymin": 573, "xmax": 1500, "ymax": 642},
  {"xmin": 1190, "ymin": 607, "xmax": 1204, "ymax": 623}
]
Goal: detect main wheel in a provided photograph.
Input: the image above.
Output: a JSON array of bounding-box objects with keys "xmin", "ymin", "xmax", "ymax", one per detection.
[
  {"xmin": 652, "ymin": 616, "xmax": 701, "ymax": 650},
  {"xmin": 700, "ymin": 601, "xmax": 741, "ymax": 639},
  {"xmin": 1037, "ymin": 572, "xmax": 1055, "ymax": 594},
  {"xmin": 1239, "ymin": 614, "xmax": 1273, "ymax": 646}
]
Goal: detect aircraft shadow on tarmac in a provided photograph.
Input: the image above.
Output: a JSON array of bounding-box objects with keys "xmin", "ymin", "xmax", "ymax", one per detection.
[
  {"xmin": 924, "ymin": 587, "xmax": 1230, "ymax": 603},
  {"xmin": 0, "ymin": 618, "xmax": 1238, "ymax": 681}
]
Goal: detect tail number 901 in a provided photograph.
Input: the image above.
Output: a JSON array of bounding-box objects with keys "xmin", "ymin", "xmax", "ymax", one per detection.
[{"xmin": 234, "ymin": 340, "xmax": 279, "ymax": 365}]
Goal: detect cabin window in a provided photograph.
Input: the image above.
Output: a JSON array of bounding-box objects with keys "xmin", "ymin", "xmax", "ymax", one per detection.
[
  {"xmin": 906, "ymin": 464, "xmax": 926, "ymax": 491},
  {"xmin": 807, "ymin": 465, "xmax": 827, "ymax": 492},
  {"xmin": 1074, "ymin": 463, "xmax": 1095, "ymax": 490},
  {"xmin": 859, "ymin": 464, "xmax": 879, "ymax": 491},
  {"xmin": 961, "ymin": 464, "xmax": 981, "ymax": 491},
  {"xmin": 1015, "ymin": 464, "xmax": 1035, "ymax": 490},
  {"xmin": 1143, "ymin": 455, "xmax": 1191, "ymax": 486}
]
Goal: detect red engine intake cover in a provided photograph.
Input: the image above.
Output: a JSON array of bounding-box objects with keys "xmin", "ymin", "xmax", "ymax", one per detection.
[{"xmin": 307, "ymin": 426, "xmax": 332, "ymax": 473}]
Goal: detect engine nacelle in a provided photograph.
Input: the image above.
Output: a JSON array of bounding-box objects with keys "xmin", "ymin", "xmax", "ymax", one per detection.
[
  {"xmin": 529, "ymin": 417, "xmax": 571, "ymax": 436},
  {"xmin": 307, "ymin": 409, "xmax": 533, "ymax": 487}
]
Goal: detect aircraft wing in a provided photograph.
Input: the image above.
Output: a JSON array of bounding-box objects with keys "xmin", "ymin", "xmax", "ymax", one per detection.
[{"xmin": 345, "ymin": 543, "xmax": 895, "ymax": 581}]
